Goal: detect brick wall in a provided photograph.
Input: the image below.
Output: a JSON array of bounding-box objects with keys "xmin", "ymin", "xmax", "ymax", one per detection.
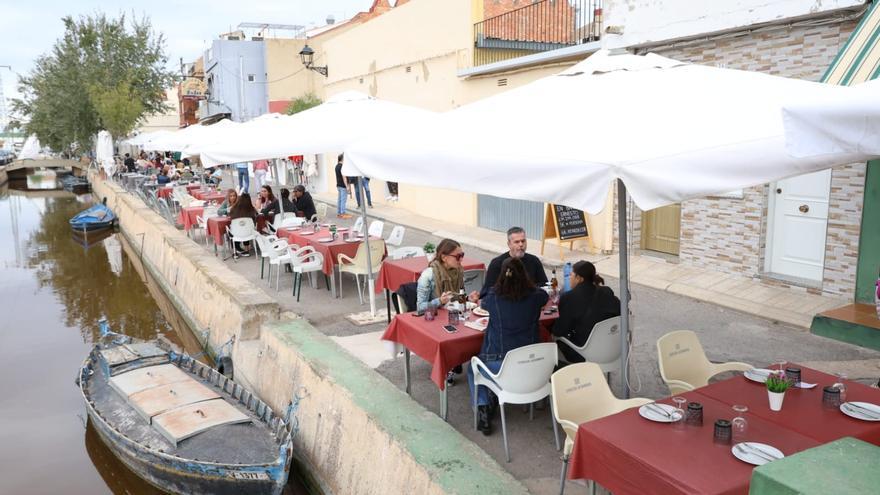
[
  {"xmin": 638, "ymin": 18, "xmax": 865, "ymax": 298},
  {"xmin": 482, "ymin": 0, "xmax": 580, "ymax": 43}
]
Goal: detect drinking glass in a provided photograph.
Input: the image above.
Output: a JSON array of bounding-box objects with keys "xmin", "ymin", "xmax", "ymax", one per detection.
[
  {"xmin": 732, "ymin": 405, "xmax": 748, "ymax": 440},
  {"xmin": 835, "ymin": 373, "xmax": 848, "ymax": 402},
  {"xmin": 672, "ymin": 396, "xmax": 687, "ymax": 427},
  {"xmin": 775, "ymin": 360, "xmax": 787, "ymax": 372}
]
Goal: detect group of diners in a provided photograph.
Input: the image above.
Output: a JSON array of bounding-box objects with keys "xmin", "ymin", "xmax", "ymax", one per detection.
[
  {"xmin": 413, "ymin": 226, "xmax": 621, "ymax": 435},
  {"xmin": 217, "ymin": 184, "xmax": 317, "ymax": 257}
]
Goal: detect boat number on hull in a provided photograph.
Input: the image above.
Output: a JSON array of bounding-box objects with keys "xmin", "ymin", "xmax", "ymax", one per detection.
[{"xmin": 230, "ymin": 471, "xmax": 270, "ymax": 480}]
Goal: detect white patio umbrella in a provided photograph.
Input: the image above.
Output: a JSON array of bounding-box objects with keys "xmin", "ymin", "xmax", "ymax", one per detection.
[
  {"xmin": 783, "ymin": 78, "xmax": 880, "ymax": 157},
  {"xmin": 144, "ymin": 119, "xmax": 241, "ymax": 153},
  {"xmin": 345, "ymin": 50, "xmax": 876, "ymax": 395},
  {"xmin": 128, "ymin": 129, "xmax": 172, "ymax": 148},
  {"xmin": 96, "ymin": 130, "xmax": 115, "ymax": 176},
  {"xmin": 200, "ymin": 91, "xmax": 435, "ymax": 316}
]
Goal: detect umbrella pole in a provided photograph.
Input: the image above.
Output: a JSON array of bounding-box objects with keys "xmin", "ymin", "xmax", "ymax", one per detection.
[
  {"xmin": 358, "ymin": 177, "xmax": 377, "ymax": 316},
  {"xmin": 617, "ymin": 179, "xmax": 631, "ymax": 399}
]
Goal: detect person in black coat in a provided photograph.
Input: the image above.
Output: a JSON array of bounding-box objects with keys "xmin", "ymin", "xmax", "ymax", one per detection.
[
  {"xmin": 552, "ymin": 260, "xmax": 620, "ymax": 363},
  {"xmin": 293, "ymin": 185, "xmax": 317, "ymax": 220},
  {"xmin": 480, "ymin": 226, "xmax": 548, "ymax": 298}
]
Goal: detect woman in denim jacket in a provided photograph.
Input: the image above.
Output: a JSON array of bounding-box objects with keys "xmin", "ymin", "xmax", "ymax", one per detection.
[{"xmin": 468, "ymin": 257, "xmax": 548, "ymax": 435}]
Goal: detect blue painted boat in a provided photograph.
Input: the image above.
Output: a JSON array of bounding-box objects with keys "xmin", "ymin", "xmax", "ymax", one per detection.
[
  {"xmin": 77, "ymin": 322, "xmax": 295, "ymax": 494},
  {"xmin": 70, "ymin": 202, "xmax": 116, "ymax": 232}
]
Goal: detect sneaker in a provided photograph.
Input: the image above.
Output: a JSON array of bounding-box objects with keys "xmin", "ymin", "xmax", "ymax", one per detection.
[
  {"xmin": 337, "ymin": 214, "xmax": 345, "ymax": 218},
  {"xmin": 477, "ymin": 406, "xmax": 493, "ymax": 436},
  {"xmin": 241, "ymin": 251, "xmax": 251, "ymax": 257},
  {"xmin": 446, "ymin": 370, "xmax": 455, "ymax": 386}
]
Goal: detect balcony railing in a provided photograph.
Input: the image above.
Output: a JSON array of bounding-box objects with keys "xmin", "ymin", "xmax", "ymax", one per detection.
[{"xmin": 473, "ymin": 0, "xmax": 603, "ymax": 67}]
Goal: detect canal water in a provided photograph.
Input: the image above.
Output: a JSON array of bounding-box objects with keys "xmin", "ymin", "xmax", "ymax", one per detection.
[{"xmin": 0, "ymin": 172, "xmax": 307, "ymax": 494}]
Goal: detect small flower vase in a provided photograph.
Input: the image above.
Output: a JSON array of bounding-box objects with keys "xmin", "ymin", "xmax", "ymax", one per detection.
[{"xmin": 768, "ymin": 390, "xmax": 785, "ymax": 411}]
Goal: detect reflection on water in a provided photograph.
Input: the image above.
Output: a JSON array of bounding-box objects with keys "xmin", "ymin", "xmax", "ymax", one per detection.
[{"xmin": 0, "ymin": 178, "xmax": 187, "ymax": 494}]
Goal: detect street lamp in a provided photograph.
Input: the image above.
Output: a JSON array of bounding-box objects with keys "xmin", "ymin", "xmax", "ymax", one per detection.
[{"xmin": 298, "ymin": 44, "xmax": 328, "ymax": 77}]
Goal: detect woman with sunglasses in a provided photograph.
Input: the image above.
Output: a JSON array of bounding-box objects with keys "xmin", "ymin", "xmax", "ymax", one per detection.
[{"xmin": 415, "ymin": 238, "xmax": 479, "ymax": 312}]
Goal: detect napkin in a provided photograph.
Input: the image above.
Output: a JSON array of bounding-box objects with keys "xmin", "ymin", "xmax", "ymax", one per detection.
[
  {"xmin": 794, "ymin": 382, "xmax": 817, "ymax": 389},
  {"xmin": 464, "ymin": 321, "xmax": 487, "ymax": 332}
]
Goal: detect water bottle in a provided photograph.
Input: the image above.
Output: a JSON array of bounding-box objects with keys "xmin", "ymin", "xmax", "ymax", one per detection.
[{"xmin": 562, "ymin": 262, "xmax": 573, "ymax": 293}]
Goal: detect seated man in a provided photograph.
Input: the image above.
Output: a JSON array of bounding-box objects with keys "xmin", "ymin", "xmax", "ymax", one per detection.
[
  {"xmin": 292, "ymin": 185, "xmax": 317, "ymax": 220},
  {"xmin": 480, "ymin": 226, "xmax": 548, "ymax": 298}
]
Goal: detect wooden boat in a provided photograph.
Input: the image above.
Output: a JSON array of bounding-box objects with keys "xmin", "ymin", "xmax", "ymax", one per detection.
[
  {"xmin": 70, "ymin": 202, "xmax": 115, "ymax": 232},
  {"xmin": 77, "ymin": 321, "xmax": 294, "ymax": 494}
]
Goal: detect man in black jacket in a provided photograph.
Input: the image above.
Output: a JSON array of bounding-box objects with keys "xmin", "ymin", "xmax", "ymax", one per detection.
[
  {"xmin": 292, "ymin": 185, "xmax": 317, "ymax": 221},
  {"xmin": 480, "ymin": 226, "xmax": 548, "ymax": 298}
]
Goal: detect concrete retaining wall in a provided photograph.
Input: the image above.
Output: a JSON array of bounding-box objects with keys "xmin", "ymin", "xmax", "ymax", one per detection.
[{"xmin": 91, "ymin": 174, "xmax": 528, "ymax": 495}]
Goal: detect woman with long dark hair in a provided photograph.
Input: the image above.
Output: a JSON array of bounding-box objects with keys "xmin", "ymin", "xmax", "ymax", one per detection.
[
  {"xmin": 468, "ymin": 257, "xmax": 549, "ymax": 435},
  {"xmin": 258, "ymin": 185, "xmax": 278, "ymax": 216},
  {"xmin": 229, "ymin": 193, "xmax": 258, "ymax": 257},
  {"xmin": 551, "ymin": 260, "xmax": 620, "ymax": 363}
]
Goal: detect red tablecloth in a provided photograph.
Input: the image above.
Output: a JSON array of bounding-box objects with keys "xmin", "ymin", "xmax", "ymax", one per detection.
[
  {"xmin": 696, "ymin": 364, "xmax": 880, "ymax": 444},
  {"xmin": 568, "ymin": 391, "xmax": 820, "ymax": 495},
  {"xmin": 177, "ymin": 206, "xmax": 203, "ymax": 231},
  {"xmin": 192, "ymin": 190, "xmax": 225, "ymax": 203},
  {"xmin": 157, "ymin": 187, "xmax": 173, "ymax": 199},
  {"xmin": 186, "ymin": 184, "xmax": 202, "ymax": 192},
  {"xmin": 278, "ymin": 227, "xmax": 384, "ymax": 276},
  {"xmin": 206, "ymin": 216, "xmax": 267, "ymax": 246},
  {"xmin": 382, "ymin": 308, "xmax": 559, "ymax": 391},
  {"xmin": 375, "ymin": 256, "xmax": 486, "ymax": 294}
]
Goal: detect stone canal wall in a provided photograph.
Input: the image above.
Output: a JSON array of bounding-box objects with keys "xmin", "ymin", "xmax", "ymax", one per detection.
[{"xmin": 90, "ymin": 174, "xmax": 528, "ymax": 495}]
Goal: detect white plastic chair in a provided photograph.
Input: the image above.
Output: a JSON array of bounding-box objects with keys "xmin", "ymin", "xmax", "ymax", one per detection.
[
  {"xmin": 390, "ymin": 246, "xmax": 425, "ymax": 260},
  {"xmin": 367, "ymin": 220, "xmax": 384, "ymax": 238},
  {"xmin": 471, "ymin": 342, "xmax": 560, "ymax": 462},
  {"xmin": 314, "ymin": 203, "xmax": 328, "ymax": 222},
  {"xmin": 254, "ymin": 234, "xmax": 292, "ymax": 286},
  {"xmin": 226, "ymin": 217, "xmax": 256, "ymax": 261},
  {"xmin": 556, "ymin": 316, "xmax": 623, "ymax": 386},
  {"xmin": 195, "ymin": 206, "xmax": 219, "ymax": 246},
  {"xmin": 551, "ymin": 363, "xmax": 652, "ymax": 495},
  {"xmin": 288, "ymin": 245, "xmax": 327, "ymax": 302},
  {"xmin": 338, "ymin": 239, "xmax": 385, "ymax": 304},
  {"xmin": 385, "ymin": 225, "xmax": 405, "ymax": 247},
  {"xmin": 351, "ymin": 216, "xmax": 365, "ymax": 235},
  {"xmin": 657, "ymin": 330, "xmax": 753, "ymax": 395}
]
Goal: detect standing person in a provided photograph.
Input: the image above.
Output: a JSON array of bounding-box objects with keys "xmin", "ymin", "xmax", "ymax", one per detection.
[
  {"xmin": 228, "ymin": 192, "xmax": 258, "ymax": 257},
  {"xmin": 468, "ymin": 257, "xmax": 549, "ymax": 435},
  {"xmin": 347, "ymin": 173, "xmax": 362, "ymax": 208},
  {"xmin": 235, "ymin": 161, "xmax": 250, "ymax": 194},
  {"xmin": 293, "ymin": 185, "xmax": 316, "ymax": 221},
  {"xmin": 123, "ymin": 153, "xmax": 135, "ymax": 172},
  {"xmin": 253, "ymin": 159, "xmax": 270, "ymax": 191},
  {"xmin": 551, "ymin": 260, "xmax": 620, "ymax": 363},
  {"xmin": 335, "ymin": 154, "xmax": 351, "ymax": 218},
  {"xmin": 480, "ymin": 226, "xmax": 548, "ymax": 297},
  {"xmin": 361, "ymin": 177, "xmax": 374, "ymax": 208}
]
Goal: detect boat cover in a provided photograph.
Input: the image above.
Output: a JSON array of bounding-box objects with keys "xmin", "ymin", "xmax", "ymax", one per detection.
[{"xmin": 152, "ymin": 399, "xmax": 251, "ymax": 446}]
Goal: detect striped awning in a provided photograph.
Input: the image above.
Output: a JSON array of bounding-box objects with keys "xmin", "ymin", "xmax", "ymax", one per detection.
[{"xmin": 824, "ymin": 1, "xmax": 880, "ymax": 85}]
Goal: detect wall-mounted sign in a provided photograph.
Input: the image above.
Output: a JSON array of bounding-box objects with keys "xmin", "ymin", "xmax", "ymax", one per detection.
[{"xmin": 180, "ymin": 78, "xmax": 207, "ymax": 100}]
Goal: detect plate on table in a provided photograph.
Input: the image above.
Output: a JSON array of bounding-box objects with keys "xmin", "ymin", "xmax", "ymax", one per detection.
[
  {"xmin": 744, "ymin": 368, "xmax": 773, "ymax": 383},
  {"xmin": 337, "ymin": 227, "xmax": 348, "ymax": 231},
  {"xmin": 344, "ymin": 238, "xmax": 360, "ymax": 243},
  {"xmin": 299, "ymin": 231, "xmax": 315, "ymax": 236},
  {"xmin": 840, "ymin": 402, "xmax": 880, "ymax": 421},
  {"xmin": 317, "ymin": 237, "xmax": 334, "ymax": 243},
  {"xmin": 472, "ymin": 307, "xmax": 489, "ymax": 317},
  {"xmin": 732, "ymin": 442, "xmax": 784, "ymax": 466},
  {"xmin": 638, "ymin": 403, "xmax": 682, "ymax": 423}
]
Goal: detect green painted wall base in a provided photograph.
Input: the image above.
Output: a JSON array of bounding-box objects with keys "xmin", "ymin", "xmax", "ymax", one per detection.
[{"xmin": 810, "ymin": 314, "xmax": 880, "ymax": 351}]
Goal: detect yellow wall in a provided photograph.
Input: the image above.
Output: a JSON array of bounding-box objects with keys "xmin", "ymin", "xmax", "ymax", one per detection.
[{"xmin": 264, "ymin": 38, "xmax": 320, "ymax": 102}]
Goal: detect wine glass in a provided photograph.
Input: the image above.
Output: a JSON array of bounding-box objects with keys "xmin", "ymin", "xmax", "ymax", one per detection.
[
  {"xmin": 732, "ymin": 404, "xmax": 748, "ymax": 440},
  {"xmin": 672, "ymin": 396, "xmax": 687, "ymax": 427},
  {"xmin": 775, "ymin": 359, "xmax": 788, "ymax": 373}
]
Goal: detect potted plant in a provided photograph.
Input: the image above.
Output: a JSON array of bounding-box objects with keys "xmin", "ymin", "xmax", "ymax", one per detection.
[
  {"xmin": 766, "ymin": 373, "xmax": 791, "ymax": 411},
  {"xmin": 423, "ymin": 242, "xmax": 436, "ymax": 262}
]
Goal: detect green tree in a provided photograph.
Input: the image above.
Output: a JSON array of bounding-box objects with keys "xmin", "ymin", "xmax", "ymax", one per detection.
[
  {"xmin": 12, "ymin": 13, "xmax": 172, "ymax": 152},
  {"xmin": 284, "ymin": 93, "xmax": 322, "ymax": 115}
]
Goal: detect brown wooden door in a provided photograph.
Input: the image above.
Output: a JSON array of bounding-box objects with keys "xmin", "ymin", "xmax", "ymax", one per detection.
[{"xmin": 641, "ymin": 204, "xmax": 681, "ymax": 255}]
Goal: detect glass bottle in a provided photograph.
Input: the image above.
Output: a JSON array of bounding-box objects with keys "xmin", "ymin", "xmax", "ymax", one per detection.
[{"xmin": 550, "ymin": 269, "xmax": 558, "ymax": 291}]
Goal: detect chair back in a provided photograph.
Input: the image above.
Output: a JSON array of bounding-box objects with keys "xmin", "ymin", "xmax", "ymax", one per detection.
[
  {"xmin": 551, "ymin": 363, "xmax": 622, "ymax": 441},
  {"xmin": 386, "ymin": 225, "xmax": 405, "ymax": 247},
  {"xmin": 368, "ymin": 220, "xmax": 384, "ymax": 238},
  {"xmin": 463, "ymin": 269, "xmax": 485, "ymax": 296},
  {"xmin": 390, "ymin": 246, "xmax": 425, "ymax": 260},
  {"xmin": 657, "ymin": 330, "xmax": 712, "ymax": 389},
  {"xmin": 493, "ymin": 343, "xmax": 558, "ymax": 395},
  {"xmin": 229, "ymin": 217, "xmax": 256, "ymax": 237},
  {"xmin": 352, "ymin": 216, "xmax": 365, "ymax": 235},
  {"xmin": 254, "ymin": 234, "xmax": 273, "ymax": 258},
  {"xmin": 581, "ymin": 316, "xmax": 623, "ymax": 365},
  {"xmin": 349, "ymin": 239, "xmax": 386, "ymax": 269},
  {"xmin": 316, "ymin": 203, "xmax": 328, "ymax": 221}
]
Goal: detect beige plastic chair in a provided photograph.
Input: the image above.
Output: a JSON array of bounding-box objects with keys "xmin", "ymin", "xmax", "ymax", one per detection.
[
  {"xmin": 313, "ymin": 203, "xmax": 328, "ymax": 223},
  {"xmin": 551, "ymin": 363, "xmax": 651, "ymax": 495},
  {"xmin": 656, "ymin": 330, "xmax": 753, "ymax": 395},
  {"xmin": 338, "ymin": 239, "xmax": 385, "ymax": 304}
]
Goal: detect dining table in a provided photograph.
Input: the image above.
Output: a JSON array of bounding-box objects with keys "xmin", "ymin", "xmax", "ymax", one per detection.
[
  {"xmin": 157, "ymin": 187, "xmax": 174, "ymax": 199},
  {"xmin": 376, "ymin": 255, "xmax": 486, "ymax": 321},
  {"xmin": 191, "ymin": 189, "xmax": 225, "ymax": 203},
  {"xmin": 177, "ymin": 206, "xmax": 203, "ymax": 232},
  {"xmin": 566, "ymin": 364, "xmax": 880, "ymax": 494},
  {"xmin": 276, "ymin": 226, "xmax": 386, "ymax": 298},
  {"xmin": 382, "ymin": 307, "xmax": 559, "ymax": 420}
]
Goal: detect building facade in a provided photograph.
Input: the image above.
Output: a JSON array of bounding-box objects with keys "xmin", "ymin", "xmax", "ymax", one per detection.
[{"xmin": 201, "ymin": 35, "xmax": 269, "ymax": 122}]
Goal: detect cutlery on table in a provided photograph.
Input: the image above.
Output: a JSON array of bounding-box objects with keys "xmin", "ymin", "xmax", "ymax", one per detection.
[{"xmin": 844, "ymin": 403, "xmax": 880, "ymax": 419}]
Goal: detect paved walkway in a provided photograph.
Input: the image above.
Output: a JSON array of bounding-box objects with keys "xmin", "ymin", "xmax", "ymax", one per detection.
[{"xmin": 314, "ymin": 191, "xmax": 846, "ymax": 330}]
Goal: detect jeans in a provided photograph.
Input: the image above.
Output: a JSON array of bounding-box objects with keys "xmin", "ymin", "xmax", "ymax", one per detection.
[
  {"xmin": 351, "ymin": 180, "xmax": 362, "ymax": 208},
  {"xmin": 237, "ymin": 168, "xmax": 249, "ymax": 193},
  {"xmin": 254, "ymin": 169, "xmax": 267, "ymax": 191},
  {"xmin": 468, "ymin": 359, "xmax": 503, "ymax": 406},
  {"xmin": 362, "ymin": 178, "xmax": 373, "ymax": 206},
  {"xmin": 336, "ymin": 186, "xmax": 347, "ymax": 215}
]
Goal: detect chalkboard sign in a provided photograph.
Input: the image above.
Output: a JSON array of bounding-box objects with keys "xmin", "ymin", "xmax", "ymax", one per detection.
[{"xmin": 553, "ymin": 204, "xmax": 588, "ymax": 241}]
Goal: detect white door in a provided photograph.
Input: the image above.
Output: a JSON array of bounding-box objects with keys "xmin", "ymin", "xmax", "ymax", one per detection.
[{"xmin": 767, "ymin": 170, "xmax": 831, "ymax": 282}]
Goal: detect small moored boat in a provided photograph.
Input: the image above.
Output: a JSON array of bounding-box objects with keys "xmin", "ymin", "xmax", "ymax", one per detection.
[
  {"xmin": 70, "ymin": 201, "xmax": 116, "ymax": 232},
  {"xmin": 77, "ymin": 321, "xmax": 294, "ymax": 494}
]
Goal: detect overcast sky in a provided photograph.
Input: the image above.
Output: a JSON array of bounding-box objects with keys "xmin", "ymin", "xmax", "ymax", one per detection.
[{"xmin": 0, "ymin": 0, "xmax": 374, "ymax": 110}]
